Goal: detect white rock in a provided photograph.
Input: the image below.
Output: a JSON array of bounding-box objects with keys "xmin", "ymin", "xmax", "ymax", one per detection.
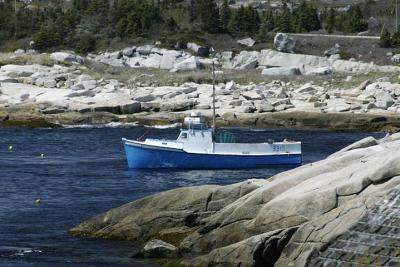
[
  {"xmin": 0, "ymin": 64, "xmax": 50, "ymax": 78},
  {"xmin": 255, "ymin": 101, "xmax": 274, "ymax": 112},
  {"xmin": 295, "ymin": 84, "xmax": 318, "ymax": 94},
  {"xmin": 225, "ymin": 81, "xmax": 237, "ymax": 91},
  {"xmin": 187, "ymin": 43, "xmax": 210, "ymax": 56},
  {"xmin": 241, "ymin": 91, "xmax": 264, "ymax": 100},
  {"xmin": 391, "ymin": 54, "xmax": 400, "ymax": 64},
  {"xmin": 237, "ymin": 37, "xmax": 256, "ymax": 47},
  {"xmin": 141, "ymin": 55, "xmax": 162, "ymax": 69},
  {"xmin": 160, "ymin": 51, "xmax": 181, "ymax": 70},
  {"xmin": 14, "ymin": 49, "xmax": 25, "ymax": 54},
  {"xmin": 80, "ymin": 80, "xmax": 97, "ymax": 90},
  {"xmin": 261, "ymin": 67, "xmax": 300, "ymax": 76},
  {"xmin": 137, "ymin": 45, "xmax": 154, "ymax": 55},
  {"xmin": 0, "ymin": 76, "xmax": 18, "ymax": 83},
  {"xmin": 50, "ymin": 52, "xmax": 84, "ymax": 64},
  {"xmin": 232, "ymin": 51, "xmax": 259, "ymax": 70},
  {"xmin": 173, "ymin": 56, "xmax": 200, "ymax": 70},
  {"xmin": 122, "ymin": 47, "xmax": 136, "ymax": 57},
  {"xmin": 306, "ymin": 67, "xmax": 334, "ymax": 75}
]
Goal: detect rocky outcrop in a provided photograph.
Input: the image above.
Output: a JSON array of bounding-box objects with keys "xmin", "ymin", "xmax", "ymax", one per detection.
[
  {"xmin": 70, "ymin": 135, "xmax": 400, "ymax": 266},
  {"xmin": 83, "ymin": 41, "xmax": 400, "ymax": 75},
  {"xmin": 88, "ymin": 46, "xmax": 204, "ymax": 71}
]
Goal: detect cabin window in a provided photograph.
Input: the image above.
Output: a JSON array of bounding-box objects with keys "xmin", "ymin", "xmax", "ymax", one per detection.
[{"xmin": 180, "ymin": 132, "xmax": 188, "ymax": 139}]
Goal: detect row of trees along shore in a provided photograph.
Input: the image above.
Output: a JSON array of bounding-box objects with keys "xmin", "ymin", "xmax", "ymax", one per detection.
[{"xmin": 0, "ymin": 0, "xmax": 368, "ymax": 54}]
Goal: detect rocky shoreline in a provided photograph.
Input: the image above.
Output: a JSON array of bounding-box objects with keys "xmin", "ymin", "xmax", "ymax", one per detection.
[
  {"xmin": 2, "ymin": 107, "xmax": 400, "ymax": 132},
  {"xmin": 2, "ymin": 58, "xmax": 400, "ymax": 131},
  {"xmin": 69, "ymin": 133, "xmax": 400, "ymax": 266},
  {"xmin": 2, "ymin": 38, "xmax": 400, "ymax": 132}
]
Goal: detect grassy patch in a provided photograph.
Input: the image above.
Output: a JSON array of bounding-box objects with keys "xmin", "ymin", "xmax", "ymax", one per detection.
[{"xmin": 0, "ymin": 53, "xmax": 66, "ymax": 67}]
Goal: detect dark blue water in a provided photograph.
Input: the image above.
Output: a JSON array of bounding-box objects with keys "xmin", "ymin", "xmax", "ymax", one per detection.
[{"xmin": 0, "ymin": 126, "xmax": 385, "ymax": 267}]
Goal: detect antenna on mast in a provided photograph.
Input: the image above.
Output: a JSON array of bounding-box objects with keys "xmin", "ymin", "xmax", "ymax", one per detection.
[
  {"xmin": 397, "ymin": 0, "xmax": 399, "ymax": 32},
  {"xmin": 212, "ymin": 60, "xmax": 216, "ymax": 134}
]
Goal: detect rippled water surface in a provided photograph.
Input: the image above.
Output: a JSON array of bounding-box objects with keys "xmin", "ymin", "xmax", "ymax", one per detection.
[{"xmin": 0, "ymin": 126, "xmax": 385, "ymax": 266}]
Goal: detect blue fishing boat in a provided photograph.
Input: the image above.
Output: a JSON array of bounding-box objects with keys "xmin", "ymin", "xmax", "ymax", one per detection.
[
  {"xmin": 122, "ymin": 63, "xmax": 301, "ymax": 169},
  {"xmin": 122, "ymin": 112, "xmax": 301, "ymax": 169}
]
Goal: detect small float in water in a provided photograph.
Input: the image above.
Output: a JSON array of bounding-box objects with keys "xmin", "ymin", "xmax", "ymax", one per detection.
[{"xmin": 122, "ymin": 62, "xmax": 301, "ymax": 169}]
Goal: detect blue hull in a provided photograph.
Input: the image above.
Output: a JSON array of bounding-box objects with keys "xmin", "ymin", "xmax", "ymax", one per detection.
[{"xmin": 124, "ymin": 143, "xmax": 302, "ymax": 169}]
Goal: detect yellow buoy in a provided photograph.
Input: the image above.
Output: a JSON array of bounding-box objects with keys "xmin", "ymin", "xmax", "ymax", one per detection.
[{"xmin": 36, "ymin": 198, "xmax": 42, "ymax": 204}]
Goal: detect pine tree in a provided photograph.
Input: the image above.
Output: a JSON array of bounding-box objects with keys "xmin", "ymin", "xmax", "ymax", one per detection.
[
  {"xmin": 345, "ymin": 5, "xmax": 367, "ymax": 33},
  {"xmin": 276, "ymin": 3, "xmax": 292, "ymax": 32},
  {"xmin": 198, "ymin": 0, "xmax": 220, "ymax": 33},
  {"xmin": 220, "ymin": 0, "xmax": 231, "ymax": 32},
  {"xmin": 326, "ymin": 7, "xmax": 335, "ymax": 34},
  {"xmin": 391, "ymin": 30, "xmax": 400, "ymax": 47},
  {"xmin": 380, "ymin": 27, "xmax": 392, "ymax": 48}
]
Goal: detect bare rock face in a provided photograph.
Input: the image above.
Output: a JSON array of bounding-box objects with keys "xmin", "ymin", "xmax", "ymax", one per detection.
[{"xmin": 70, "ymin": 135, "xmax": 400, "ymax": 266}]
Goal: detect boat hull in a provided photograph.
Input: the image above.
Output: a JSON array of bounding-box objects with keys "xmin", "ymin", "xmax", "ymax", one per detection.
[{"xmin": 124, "ymin": 142, "xmax": 302, "ymax": 169}]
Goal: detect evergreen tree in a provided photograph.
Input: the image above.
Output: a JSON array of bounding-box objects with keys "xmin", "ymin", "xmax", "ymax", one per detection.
[
  {"xmin": 391, "ymin": 30, "xmax": 400, "ymax": 47},
  {"xmin": 276, "ymin": 3, "xmax": 292, "ymax": 32},
  {"xmin": 260, "ymin": 10, "xmax": 275, "ymax": 33},
  {"xmin": 220, "ymin": 0, "xmax": 231, "ymax": 32},
  {"xmin": 345, "ymin": 5, "xmax": 367, "ymax": 33},
  {"xmin": 33, "ymin": 22, "xmax": 62, "ymax": 50},
  {"xmin": 292, "ymin": 2, "xmax": 320, "ymax": 32},
  {"xmin": 380, "ymin": 27, "xmax": 392, "ymax": 48},
  {"xmin": 198, "ymin": 0, "xmax": 220, "ymax": 33},
  {"xmin": 326, "ymin": 7, "xmax": 335, "ymax": 34}
]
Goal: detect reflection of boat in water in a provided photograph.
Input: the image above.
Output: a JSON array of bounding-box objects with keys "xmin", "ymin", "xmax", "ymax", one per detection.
[
  {"xmin": 122, "ymin": 112, "xmax": 301, "ymax": 169},
  {"xmin": 122, "ymin": 62, "xmax": 301, "ymax": 169}
]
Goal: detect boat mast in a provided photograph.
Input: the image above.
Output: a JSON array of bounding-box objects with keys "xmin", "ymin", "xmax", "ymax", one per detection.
[{"xmin": 212, "ymin": 60, "xmax": 216, "ymax": 134}]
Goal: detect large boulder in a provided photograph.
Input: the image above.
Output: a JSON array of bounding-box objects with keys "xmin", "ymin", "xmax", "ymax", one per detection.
[
  {"xmin": 160, "ymin": 50, "xmax": 182, "ymax": 70},
  {"xmin": 122, "ymin": 47, "xmax": 136, "ymax": 57},
  {"xmin": 232, "ymin": 51, "xmax": 259, "ymax": 70},
  {"xmin": 274, "ymin": 33, "xmax": 296, "ymax": 53},
  {"xmin": 50, "ymin": 52, "xmax": 84, "ymax": 64},
  {"xmin": 0, "ymin": 64, "xmax": 50, "ymax": 78},
  {"xmin": 391, "ymin": 54, "xmax": 400, "ymax": 64},
  {"xmin": 368, "ymin": 17, "xmax": 381, "ymax": 31},
  {"xmin": 187, "ymin": 43, "xmax": 210, "ymax": 57},
  {"xmin": 323, "ymin": 43, "xmax": 340, "ymax": 57},
  {"xmin": 173, "ymin": 56, "xmax": 200, "ymax": 70},
  {"xmin": 137, "ymin": 45, "xmax": 154, "ymax": 56}
]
